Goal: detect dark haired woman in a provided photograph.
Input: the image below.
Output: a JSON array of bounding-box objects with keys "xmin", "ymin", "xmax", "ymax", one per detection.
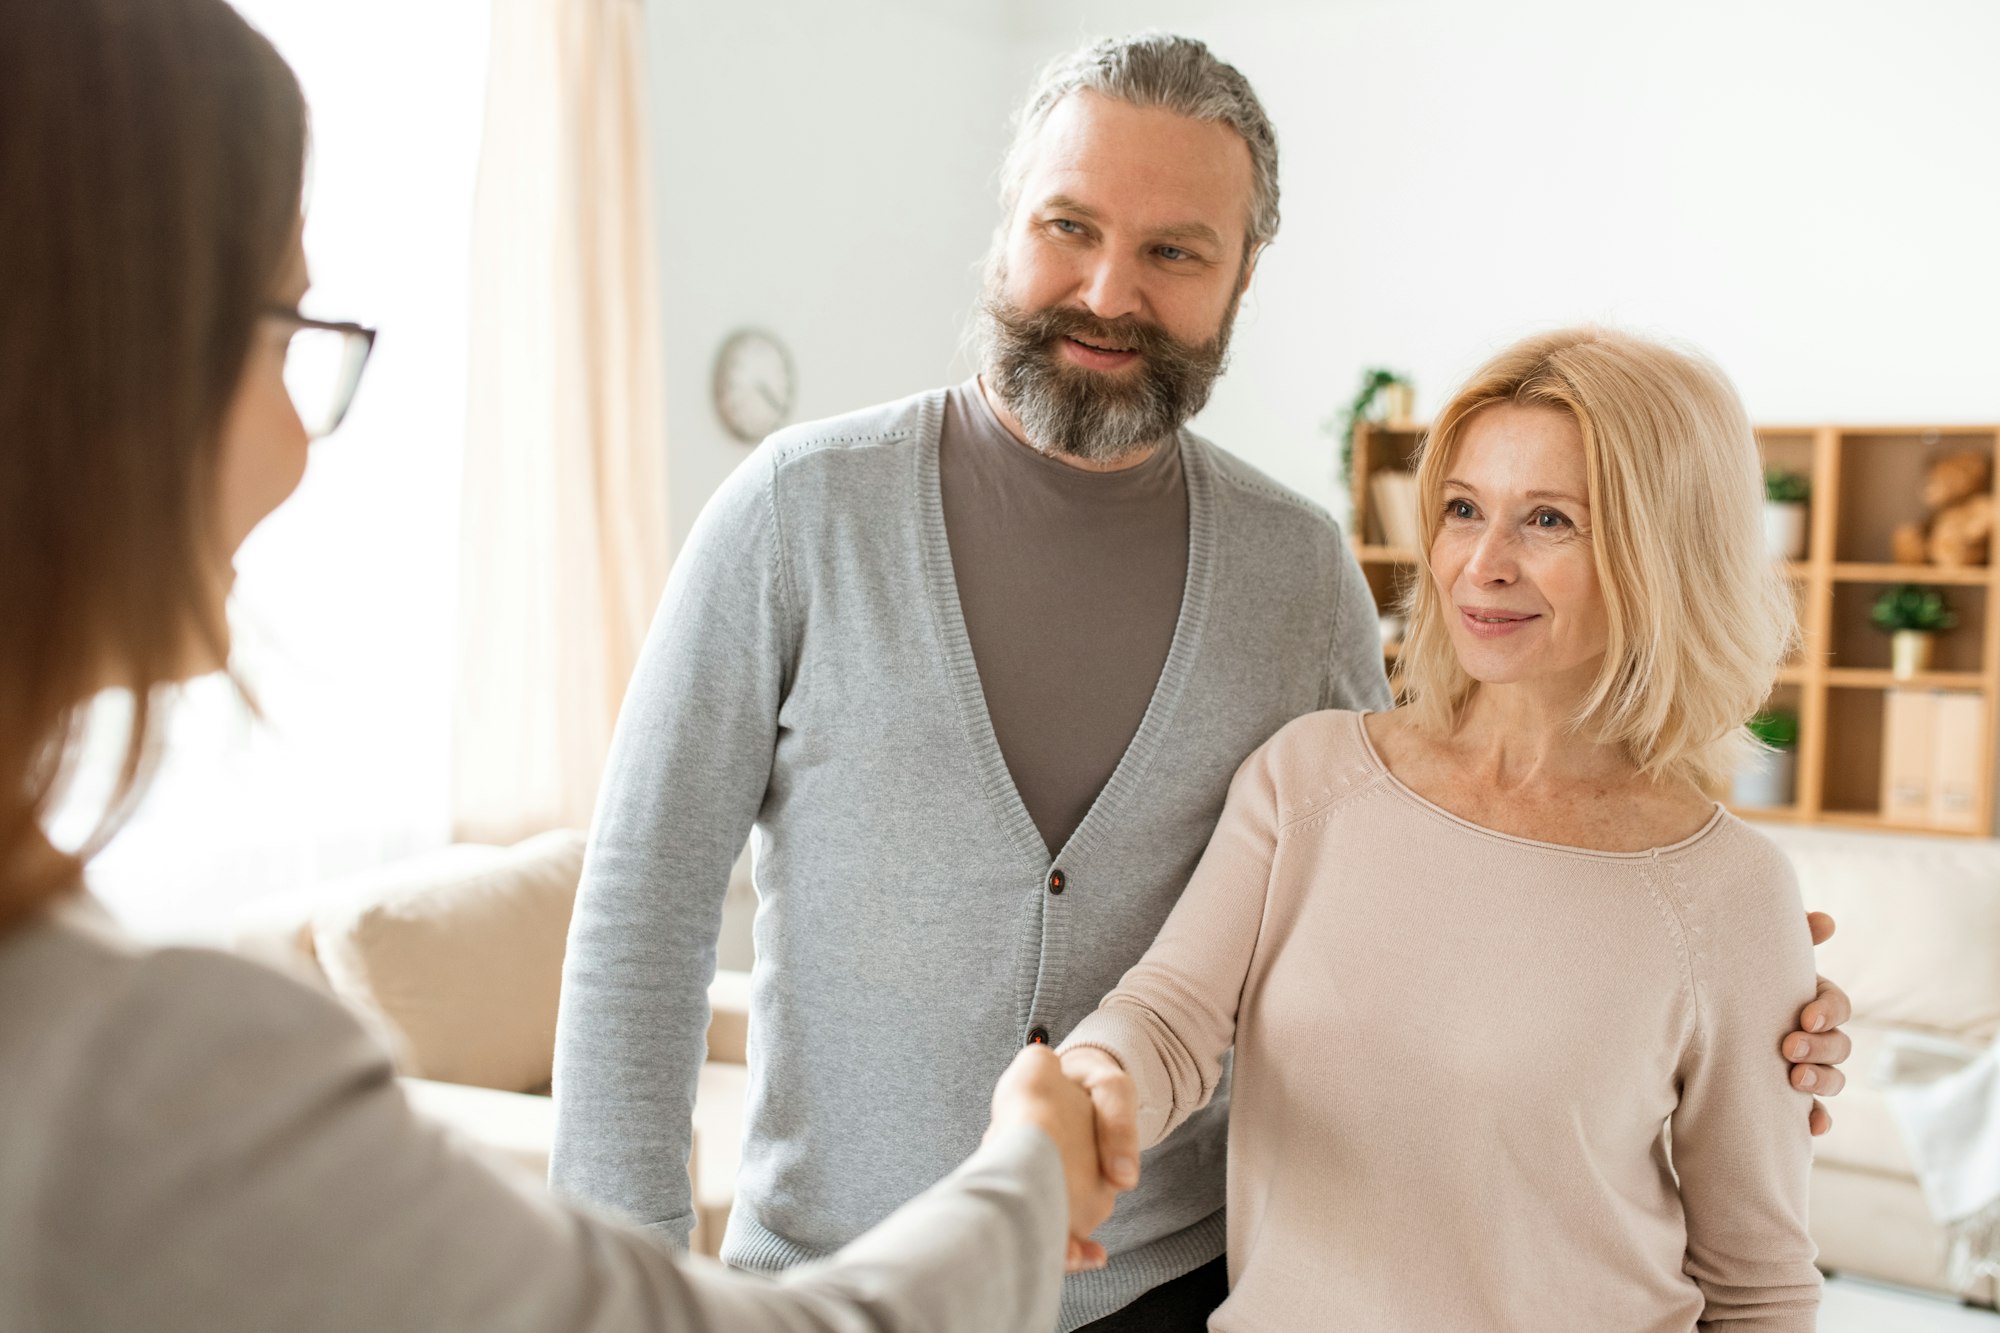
[{"xmin": 0, "ymin": 2, "xmax": 1116, "ymax": 1328}]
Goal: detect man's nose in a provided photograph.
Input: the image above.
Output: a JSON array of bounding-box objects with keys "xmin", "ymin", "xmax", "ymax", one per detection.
[{"xmin": 1076, "ymin": 253, "xmax": 1144, "ymax": 323}]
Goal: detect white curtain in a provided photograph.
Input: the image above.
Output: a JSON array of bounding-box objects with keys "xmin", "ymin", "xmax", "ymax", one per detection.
[{"xmin": 453, "ymin": 0, "xmax": 669, "ymax": 844}]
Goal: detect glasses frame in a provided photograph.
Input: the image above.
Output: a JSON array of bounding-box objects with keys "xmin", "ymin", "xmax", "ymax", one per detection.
[{"xmin": 263, "ymin": 305, "xmax": 377, "ymax": 439}]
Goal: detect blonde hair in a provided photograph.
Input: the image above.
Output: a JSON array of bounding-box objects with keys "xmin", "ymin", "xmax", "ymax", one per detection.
[{"xmin": 1398, "ymin": 326, "xmax": 1797, "ymax": 790}]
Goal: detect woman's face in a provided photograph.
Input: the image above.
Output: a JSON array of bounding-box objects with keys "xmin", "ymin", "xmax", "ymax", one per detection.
[
  {"xmin": 213, "ymin": 221, "xmax": 312, "ymax": 565},
  {"xmin": 1429, "ymin": 404, "xmax": 1610, "ymax": 692}
]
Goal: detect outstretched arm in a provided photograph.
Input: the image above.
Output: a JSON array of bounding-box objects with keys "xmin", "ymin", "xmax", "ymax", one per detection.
[{"xmin": 55, "ymin": 950, "xmax": 1089, "ymax": 1333}]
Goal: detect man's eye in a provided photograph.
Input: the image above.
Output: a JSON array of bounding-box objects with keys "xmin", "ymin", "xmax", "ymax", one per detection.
[
  {"xmin": 1051, "ymin": 218, "xmax": 1083, "ymax": 235},
  {"xmin": 1158, "ymin": 246, "xmax": 1190, "ymax": 261}
]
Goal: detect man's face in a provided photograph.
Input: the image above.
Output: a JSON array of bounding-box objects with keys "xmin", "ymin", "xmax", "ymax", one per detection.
[{"xmin": 980, "ymin": 91, "xmax": 1258, "ymax": 463}]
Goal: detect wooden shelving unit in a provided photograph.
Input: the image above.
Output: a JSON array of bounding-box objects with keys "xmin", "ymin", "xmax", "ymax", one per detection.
[{"xmin": 1350, "ymin": 420, "xmax": 2000, "ymax": 837}]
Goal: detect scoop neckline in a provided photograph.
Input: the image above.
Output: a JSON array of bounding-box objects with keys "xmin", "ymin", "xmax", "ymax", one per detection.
[{"xmin": 1350, "ymin": 711, "xmax": 1728, "ymax": 861}]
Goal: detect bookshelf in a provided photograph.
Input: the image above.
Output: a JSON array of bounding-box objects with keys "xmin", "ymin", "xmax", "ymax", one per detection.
[{"xmin": 1350, "ymin": 420, "xmax": 2000, "ymax": 838}]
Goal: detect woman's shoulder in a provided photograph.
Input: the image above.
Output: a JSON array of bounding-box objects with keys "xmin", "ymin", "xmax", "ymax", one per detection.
[
  {"xmin": 1238, "ymin": 709, "xmax": 1383, "ymax": 823},
  {"xmin": 3, "ymin": 900, "xmax": 386, "ymax": 1134},
  {"xmin": 1671, "ymin": 811, "xmax": 1803, "ymax": 897},
  {"xmin": 1663, "ymin": 814, "xmax": 1813, "ymax": 967},
  {"xmin": 13, "ymin": 896, "xmax": 364, "ymax": 1030}
]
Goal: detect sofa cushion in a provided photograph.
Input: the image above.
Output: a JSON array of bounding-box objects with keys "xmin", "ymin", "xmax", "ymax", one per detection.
[
  {"xmin": 1806, "ymin": 1018, "xmax": 1919, "ymax": 1179},
  {"xmin": 398, "ymin": 1062, "xmax": 749, "ymax": 1261},
  {"xmin": 313, "ymin": 829, "xmax": 586, "ymax": 1091},
  {"xmin": 1759, "ymin": 824, "xmax": 2000, "ymax": 1042},
  {"xmin": 401, "ymin": 1077, "xmax": 557, "ymax": 1180}
]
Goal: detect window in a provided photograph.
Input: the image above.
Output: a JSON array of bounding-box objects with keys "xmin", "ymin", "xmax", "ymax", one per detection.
[{"xmin": 52, "ymin": 2, "xmax": 492, "ymax": 936}]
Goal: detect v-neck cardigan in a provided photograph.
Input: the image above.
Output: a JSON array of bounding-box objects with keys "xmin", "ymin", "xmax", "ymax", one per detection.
[{"xmin": 550, "ymin": 386, "xmax": 1393, "ymax": 1330}]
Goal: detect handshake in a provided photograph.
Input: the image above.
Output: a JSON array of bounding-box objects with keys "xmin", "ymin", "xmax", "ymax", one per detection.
[{"xmin": 985, "ymin": 1044, "xmax": 1142, "ymax": 1273}]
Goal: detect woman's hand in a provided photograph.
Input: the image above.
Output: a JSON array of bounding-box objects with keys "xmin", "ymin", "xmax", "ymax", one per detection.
[
  {"xmin": 1057, "ymin": 1046, "xmax": 1142, "ymax": 1194},
  {"xmin": 988, "ymin": 1044, "xmax": 1124, "ymax": 1271}
]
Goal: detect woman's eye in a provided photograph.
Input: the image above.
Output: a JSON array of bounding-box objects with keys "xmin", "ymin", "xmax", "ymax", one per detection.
[
  {"xmin": 1532, "ymin": 509, "xmax": 1572, "ymax": 530},
  {"xmin": 1443, "ymin": 499, "xmax": 1476, "ymax": 520}
]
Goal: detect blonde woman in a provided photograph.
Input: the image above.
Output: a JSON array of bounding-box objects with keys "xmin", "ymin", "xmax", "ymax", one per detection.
[{"xmin": 1057, "ymin": 328, "xmax": 1825, "ymax": 1329}]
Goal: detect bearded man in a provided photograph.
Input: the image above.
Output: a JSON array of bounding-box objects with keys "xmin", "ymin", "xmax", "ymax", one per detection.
[{"xmin": 550, "ymin": 33, "xmax": 1854, "ymax": 1332}]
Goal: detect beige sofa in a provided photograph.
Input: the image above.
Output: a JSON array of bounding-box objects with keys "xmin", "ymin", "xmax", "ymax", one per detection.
[
  {"xmin": 234, "ymin": 823, "xmax": 2000, "ymax": 1300},
  {"xmin": 229, "ymin": 829, "xmax": 752, "ymax": 1256},
  {"xmin": 1760, "ymin": 822, "xmax": 2000, "ymax": 1306}
]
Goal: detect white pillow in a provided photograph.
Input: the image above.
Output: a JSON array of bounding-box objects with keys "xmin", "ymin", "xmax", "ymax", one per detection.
[
  {"xmin": 1760, "ymin": 824, "xmax": 2000, "ymax": 1041},
  {"xmin": 312, "ymin": 829, "xmax": 586, "ymax": 1091}
]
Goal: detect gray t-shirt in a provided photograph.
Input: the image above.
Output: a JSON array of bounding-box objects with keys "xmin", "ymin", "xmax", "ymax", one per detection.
[{"xmin": 938, "ymin": 379, "xmax": 1189, "ymax": 856}]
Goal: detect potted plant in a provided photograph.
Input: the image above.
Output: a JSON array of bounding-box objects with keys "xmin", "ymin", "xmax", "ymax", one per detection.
[
  {"xmin": 1332, "ymin": 367, "xmax": 1415, "ymax": 482},
  {"xmin": 1732, "ymin": 708, "xmax": 1800, "ymax": 808},
  {"xmin": 1763, "ymin": 469, "xmax": 1810, "ymax": 561},
  {"xmin": 1870, "ymin": 583, "xmax": 1958, "ymax": 678}
]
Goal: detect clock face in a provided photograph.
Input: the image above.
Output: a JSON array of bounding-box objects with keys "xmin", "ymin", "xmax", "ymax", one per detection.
[{"xmin": 713, "ymin": 328, "xmax": 795, "ymax": 444}]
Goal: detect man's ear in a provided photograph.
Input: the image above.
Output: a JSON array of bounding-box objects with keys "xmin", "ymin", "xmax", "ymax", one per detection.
[{"xmin": 1237, "ymin": 244, "xmax": 1264, "ymax": 297}]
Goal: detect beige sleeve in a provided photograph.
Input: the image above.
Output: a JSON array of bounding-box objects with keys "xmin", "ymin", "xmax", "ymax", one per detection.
[
  {"xmin": 1668, "ymin": 844, "xmax": 1823, "ymax": 1330},
  {"xmin": 1061, "ymin": 740, "xmax": 1282, "ymax": 1148},
  {"xmin": 39, "ymin": 948, "xmax": 1066, "ymax": 1333}
]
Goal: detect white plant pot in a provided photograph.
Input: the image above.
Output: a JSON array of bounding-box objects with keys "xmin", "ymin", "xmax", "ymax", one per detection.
[
  {"xmin": 1732, "ymin": 747, "xmax": 1797, "ymax": 809},
  {"xmin": 1891, "ymin": 629, "xmax": 1936, "ymax": 680},
  {"xmin": 1763, "ymin": 502, "xmax": 1808, "ymax": 561}
]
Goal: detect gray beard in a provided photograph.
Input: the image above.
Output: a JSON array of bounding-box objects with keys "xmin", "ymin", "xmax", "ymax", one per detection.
[{"xmin": 976, "ymin": 276, "xmax": 1238, "ymax": 465}]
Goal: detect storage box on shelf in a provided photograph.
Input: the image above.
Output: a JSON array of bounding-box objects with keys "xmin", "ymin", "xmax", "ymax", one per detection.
[{"xmin": 1349, "ymin": 420, "xmax": 2000, "ymax": 836}]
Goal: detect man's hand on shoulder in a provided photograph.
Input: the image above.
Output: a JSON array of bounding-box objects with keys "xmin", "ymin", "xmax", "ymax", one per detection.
[{"xmin": 1786, "ymin": 911, "xmax": 1854, "ymax": 1136}]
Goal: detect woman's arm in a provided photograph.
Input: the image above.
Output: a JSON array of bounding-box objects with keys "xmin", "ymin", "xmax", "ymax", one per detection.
[
  {"xmin": 38, "ymin": 946, "xmax": 1077, "ymax": 1333},
  {"xmin": 1668, "ymin": 839, "xmax": 1823, "ymax": 1330},
  {"xmin": 1059, "ymin": 737, "xmax": 1286, "ymax": 1152}
]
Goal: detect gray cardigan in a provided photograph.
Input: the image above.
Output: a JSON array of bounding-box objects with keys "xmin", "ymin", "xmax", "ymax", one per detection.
[
  {"xmin": 550, "ymin": 387, "xmax": 1391, "ymax": 1329},
  {"xmin": 0, "ymin": 898, "xmax": 1070, "ymax": 1332}
]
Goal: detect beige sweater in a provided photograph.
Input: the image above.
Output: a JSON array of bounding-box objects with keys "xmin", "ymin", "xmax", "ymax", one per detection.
[
  {"xmin": 1064, "ymin": 710, "xmax": 1821, "ymax": 1331},
  {"xmin": 0, "ymin": 896, "xmax": 1068, "ymax": 1333}
]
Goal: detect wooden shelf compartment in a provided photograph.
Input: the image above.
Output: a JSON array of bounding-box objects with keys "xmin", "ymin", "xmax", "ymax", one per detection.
[
  {"xmin": 1830, "ymin": 429, "xmax": 1998, "ymax": 566},
  {"xmin": 1816, "ymin": 686, "xmax": 1893, "ymax": 822},
  {"xmin": 1828, "ymin": 582, "xmax": 1986, "ymax": 675}
]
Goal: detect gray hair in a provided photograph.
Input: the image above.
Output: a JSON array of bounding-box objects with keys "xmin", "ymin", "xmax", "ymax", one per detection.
[{"xmin": 998, "ymin": 33, "xmax": 1280, "ymax": 260}]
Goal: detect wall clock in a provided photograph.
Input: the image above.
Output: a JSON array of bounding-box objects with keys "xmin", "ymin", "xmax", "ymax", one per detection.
[{"xmin": 712, "ymin": 328, "xmax": 796, "ymax": 444}]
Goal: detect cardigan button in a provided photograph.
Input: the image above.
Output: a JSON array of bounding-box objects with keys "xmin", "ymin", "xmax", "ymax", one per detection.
[
  {"xmin": 1027, "ymin": 1026, "xmax": 1050, "ymax": 1046},
  {"xmin": 1048, "ymin": 868, "xmax": 1066, "ymax": 895}
]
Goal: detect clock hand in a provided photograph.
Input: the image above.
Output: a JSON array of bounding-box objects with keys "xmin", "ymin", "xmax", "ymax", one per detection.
[{"xmin": 757, "ymin": 384, "xmax": 784, "ymax": 413}]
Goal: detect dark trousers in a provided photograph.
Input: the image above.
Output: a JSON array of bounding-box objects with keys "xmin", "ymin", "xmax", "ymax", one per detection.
[{"xmin": 1075, "ymin": 1255, "xmax": 1228, "ymax": 1332}]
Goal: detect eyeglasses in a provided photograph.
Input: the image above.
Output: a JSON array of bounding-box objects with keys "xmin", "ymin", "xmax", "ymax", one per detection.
[{"xmin": 263, "ymin": 306, "xmax": 376, "ymax": 439}]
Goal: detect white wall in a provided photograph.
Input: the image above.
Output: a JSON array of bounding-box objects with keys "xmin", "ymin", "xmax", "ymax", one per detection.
[
  {"xmin": 647, "ymin": 0, "xmax": 1023, "ymax": 552},
  {"xmin": 654, "ymin": 1, "xmax": 2000, "ymax": 531},
  {"xmin": 999, "ymin": 0, "xmax": 2000, "ymax": 515}
]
